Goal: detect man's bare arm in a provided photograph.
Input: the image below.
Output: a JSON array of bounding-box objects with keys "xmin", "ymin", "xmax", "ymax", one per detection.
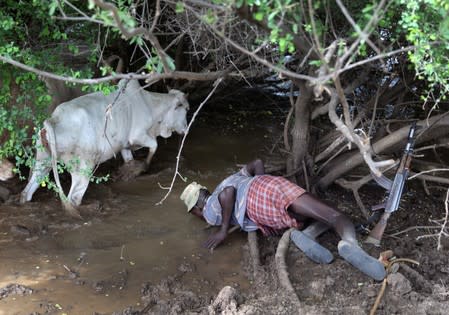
[
  {"xmin": 245, "ymin": 159, "xmax": 265, "ymax": 176},
  {"xmin": 204, "ymin": 186, "xmax": 236, "ymax": 250}
]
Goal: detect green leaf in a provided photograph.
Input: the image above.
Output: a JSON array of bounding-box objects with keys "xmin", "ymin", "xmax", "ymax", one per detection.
[
  {"xmin": 309, "ymin": 60, "xmax": 322, "ymax": 67},
  {"xmin": 49, "ymin": 0, "xmax": 58, "ymax": 16},
  {"xmin": 254, "ymin": 12, "xmax": 264, "ymax": 21},
  {"xmin": 175, "ymin": 2, "xmax": 185, "ymax": 13}
]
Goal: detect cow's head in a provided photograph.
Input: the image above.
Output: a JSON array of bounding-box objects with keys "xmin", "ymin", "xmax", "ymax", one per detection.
[{"xmin": 160, "ymin": 89, "xmax": 189, "ymax": 138}]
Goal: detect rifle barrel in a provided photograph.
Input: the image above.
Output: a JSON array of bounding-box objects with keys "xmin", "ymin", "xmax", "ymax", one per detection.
[{"xmin": 365, "ymin": 122, "xmax": 418, "ymax": 246}]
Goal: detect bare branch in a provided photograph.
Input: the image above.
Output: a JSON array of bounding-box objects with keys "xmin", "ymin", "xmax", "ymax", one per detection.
[
  {"xmin": 409, "ymin": 168, "xmax": 449, "ymax": 180},
  {"xmin": 307, "ymin": 0, "xmax": 325, "ymax": 63},
  {"xmin": 91, "ymin": 0, "xmax": 171, "ymax": 72},
  {"xmin": 182, "ymin": 2, "xmax": 315, "ymax": 82},
  {"xmin": 0, "ymin": 55, "xmax": 228, "ymax": 85},
  {"xmin": 149, "ymin": 0, "xmax": 161, "ymax": 33},
  {"xmin": 335, "ymin": 0, "xmax": 383, "ymax": 60},
  {"xmin": 326, "ymin": 86, "xmax": 394, "ymax": 177},
  {"xmin": 324, "ymin": 45, "xmax": 416, "ymax": 83}
]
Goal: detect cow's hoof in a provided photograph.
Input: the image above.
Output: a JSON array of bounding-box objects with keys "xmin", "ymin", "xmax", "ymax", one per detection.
[
  {"xmin": 63, "ymin": 202, "xmax": 83, "ymax": 220},
  {"xmin": 19, "ymin": 193, "xmax": 28, "ymax": 204},
  {"xmin": 338, "ymin": 240, "xmax": 386, "ymax": 281},
  {"xmin": 114, "ymin": 160, "xmax": 147, "ymax": 182}
]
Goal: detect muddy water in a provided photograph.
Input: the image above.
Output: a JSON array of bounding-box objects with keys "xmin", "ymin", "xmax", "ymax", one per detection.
[{"xmin": 0, "ymin": 122, "xmax": 271, "ymax": 314}]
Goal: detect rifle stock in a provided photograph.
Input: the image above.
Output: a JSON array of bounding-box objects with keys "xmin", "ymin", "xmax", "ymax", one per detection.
[
  {"xmin": 365, "ymin": 212, "xmax": 391, "ymax": 246},
  {"xmin": 365, "ymin": 122, "xmax": 417, "ymax": 246}
]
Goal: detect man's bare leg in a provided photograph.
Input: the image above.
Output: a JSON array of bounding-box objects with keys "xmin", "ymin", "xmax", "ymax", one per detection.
[
  {"xmin": 288, "ymin": 193, "xmax": 386, "ymax": 281},
  {"xmin": 288, "ymin": 193, "xmax": 357, "ymax": 243}
]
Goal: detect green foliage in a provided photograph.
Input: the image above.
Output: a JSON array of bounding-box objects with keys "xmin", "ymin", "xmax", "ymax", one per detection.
[
  {"xmin": 0, "ymin": 0, "xmax": 108, "ymax": 185},
  {"xmin": 175, "ymin": 2, "xmax": 185, "ymax": 13},
  {"xmin": 90, "ymin": 1, "xmax": 176, "ymax": 72},
  {"xmin": 229, "ymin": 0, "xmax": 449, "ymax": 100},
  {"xmin": 241, "ymin": 0, "xmax": 300, "ymax": 54},
  {"xmin": 29, "ymin": 156, "xmax": 109, "ymax": 196},
  {"xmin": 0, "ymin": 65, "xmax": 49, "ymax": 162},
  {"xmin": 395, "ymin": 0, "xmax": 449, "ymax": 99}
]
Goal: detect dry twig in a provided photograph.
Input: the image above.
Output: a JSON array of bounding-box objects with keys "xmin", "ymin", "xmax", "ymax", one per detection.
[
  {"xmin": 414, "ymin": 193, "xmax": 449, "ymax": 248},
  {"xmin": 156, "ymin": 77, "xmax": 223, "ymax": 205}
]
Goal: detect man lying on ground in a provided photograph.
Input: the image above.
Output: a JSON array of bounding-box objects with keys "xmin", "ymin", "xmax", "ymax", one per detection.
[{"xmin": 180, "ymin": 159, "xmax": 386, "ymax": 281}]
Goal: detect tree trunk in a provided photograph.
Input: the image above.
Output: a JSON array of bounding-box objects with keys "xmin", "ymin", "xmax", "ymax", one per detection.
[{"xmin": 287, "ymin": 81, "xmax": 313, "ymax": 185}]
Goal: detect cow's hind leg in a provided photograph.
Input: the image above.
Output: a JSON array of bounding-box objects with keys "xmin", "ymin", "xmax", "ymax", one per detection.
[
  {"xmin": 20, "ymin": 144, "xmax": 51, "ymax": 203},
  {"xmin": 67, "ymin": 160, "xmax": 93, "ymax": 207}
]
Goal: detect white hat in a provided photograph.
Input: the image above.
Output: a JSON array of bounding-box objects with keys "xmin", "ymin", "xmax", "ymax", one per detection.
[{"xmin": 180, "ymin": 182, "xmax": 207, "ymax": 212}]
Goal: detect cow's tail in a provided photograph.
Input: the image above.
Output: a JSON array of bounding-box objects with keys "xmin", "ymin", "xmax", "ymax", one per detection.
[{"xmin": 43, "ymin": 120, "xmax": 82, "ymax": 219}]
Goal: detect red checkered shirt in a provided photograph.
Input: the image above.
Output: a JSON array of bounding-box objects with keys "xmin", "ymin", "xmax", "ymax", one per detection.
[{"xmin": 246, "ymin": 175, "xmax": 306, "ymax": 235}]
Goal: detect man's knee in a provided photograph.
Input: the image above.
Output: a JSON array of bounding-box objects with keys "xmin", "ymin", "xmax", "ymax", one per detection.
[{"xmin": 333, "ymin": 212, "xmax": 353, "ymax": 227}]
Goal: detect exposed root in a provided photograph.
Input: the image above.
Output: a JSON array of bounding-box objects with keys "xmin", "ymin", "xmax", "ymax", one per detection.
[
  {"xmin": 274, "ymin": 228, "xmax": 300, "ymax": 306},
  {"xmin": 399, "ymin": 263, "xmax": 433, "ymax": 293},
  {"xmin": 370, "ymin": 258, "xmax": 419, "ymax": 315},
  {"xmin": 335, "ymin": 175, "xmax": 373, "ymax": 218},
  {"xmin": 208, "ymin": 286, "xmax": 239, "ymax": 314},
  {"xmin": 248, "ymin": 231, "xmax": 261, "ymax": 280}
]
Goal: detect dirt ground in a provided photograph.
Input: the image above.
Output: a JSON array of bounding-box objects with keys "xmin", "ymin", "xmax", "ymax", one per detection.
[{"xmin": 1, "ymin": 168, "xmax": 448, "ymax": 315}]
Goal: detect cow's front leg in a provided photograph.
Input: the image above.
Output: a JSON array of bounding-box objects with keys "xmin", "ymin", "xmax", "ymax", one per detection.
[
  {"xmin": 139, "ymin": 137, "xmax": 158, "ymax": 167},
  {"xmin": 145, "ymin": 148, "xmax": 156, "ymax": 167},
  {"xmin": 121, "ymin": 149, "xmax": 133, "ymax": 163}
]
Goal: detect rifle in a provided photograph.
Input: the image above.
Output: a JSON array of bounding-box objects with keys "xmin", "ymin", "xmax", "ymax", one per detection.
[{"xmin": 365, "ymin": 121, "xmax": 418, "ymax": 246}]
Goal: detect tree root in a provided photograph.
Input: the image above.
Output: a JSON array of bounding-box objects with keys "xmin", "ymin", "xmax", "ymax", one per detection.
[
  {"xmin": 275, "ymin": 228, "xmax": 301, "ymax": 306},
  {"xmin": 399, "ymin": 263, "xmax": 433, "ymax": 293},
  {"xmin": 247, "ymin": 231, "xmax": 261, "ymax": 280},
  {"xmin": 370, "ymin": 258, "xmax": 419, "ymax": 315},
  {"xmin": 335, "ymin": 175, "xmax": 373, "ymax": 218}
]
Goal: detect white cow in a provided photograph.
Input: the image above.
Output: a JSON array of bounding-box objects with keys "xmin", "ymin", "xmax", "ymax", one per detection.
[{"xmin": 20, "ymin": 79, "xmax": 189, "ymax": 218}]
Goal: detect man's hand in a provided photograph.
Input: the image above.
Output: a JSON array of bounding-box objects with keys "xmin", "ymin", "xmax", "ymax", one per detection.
[{"xmin": 204, "ymin": 230, "xmax": 227, "ymax": 250}]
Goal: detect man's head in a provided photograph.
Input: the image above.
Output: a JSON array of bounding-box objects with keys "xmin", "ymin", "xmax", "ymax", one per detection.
[{"xmin": 180, "ymin": 182, "xmax": 209, "ymax": 217}]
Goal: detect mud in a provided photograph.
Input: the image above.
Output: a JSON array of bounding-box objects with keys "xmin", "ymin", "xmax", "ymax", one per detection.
[{"xmin": 0, "ymin": 110, "xmax": 448, "ymax": 314}]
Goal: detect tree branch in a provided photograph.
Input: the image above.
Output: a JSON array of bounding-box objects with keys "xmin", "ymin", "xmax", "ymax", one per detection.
[{"xmin": 0, "ymin": 55, "xmax": 228, "ymax": 85}]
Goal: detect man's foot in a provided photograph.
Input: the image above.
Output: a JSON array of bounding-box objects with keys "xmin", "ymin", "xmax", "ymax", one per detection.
[
  {"xmin": 338, "ymin": 240, "xmax": 386, "ymax": 281},
  {"xmin": 290, "ymin": 230, "xmax": 334, "ymax": 264}
]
